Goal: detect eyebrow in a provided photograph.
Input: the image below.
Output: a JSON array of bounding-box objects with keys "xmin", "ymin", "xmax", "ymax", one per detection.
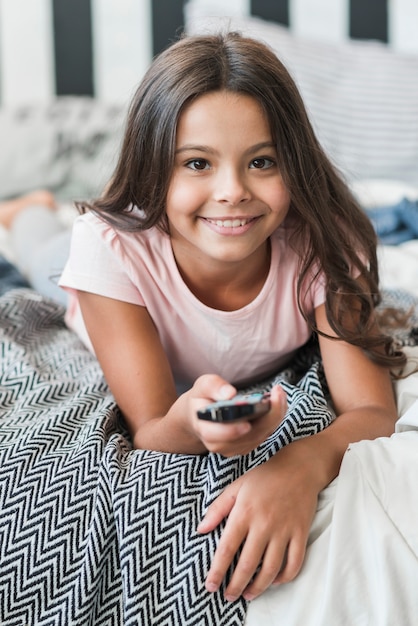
[
  {"xmin": 175, "ymin": 144, "xmax": 214, "ymax": 155},
  {"xmin": 175, "ymin": 141, "xmax": 276, "ymax": 155}
]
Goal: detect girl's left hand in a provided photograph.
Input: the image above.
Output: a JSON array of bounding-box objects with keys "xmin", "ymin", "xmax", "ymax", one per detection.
[{"xmin": 197, "ymin": 442, "xmax": 320, "ymax": 602}]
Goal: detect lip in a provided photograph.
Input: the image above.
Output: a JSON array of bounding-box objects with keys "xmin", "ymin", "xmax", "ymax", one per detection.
[{"xmin": 201, "ymin": 215, "xmax": 260, "ymax": 235}]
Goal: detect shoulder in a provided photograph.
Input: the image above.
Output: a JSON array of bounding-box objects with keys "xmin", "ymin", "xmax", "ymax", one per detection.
[
  {"xmin": 71, "ymin": 211, "xmax": 169, "ymax": 258},
  {"xmin": 62, "ymin": 213, "xmax": 173, "ymax": 308}
]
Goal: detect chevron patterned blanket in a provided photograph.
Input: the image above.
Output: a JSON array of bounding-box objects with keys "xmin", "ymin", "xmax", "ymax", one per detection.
[{"xmin": 0, "ymin": 288, "xmax": 337, "ymax": 625}]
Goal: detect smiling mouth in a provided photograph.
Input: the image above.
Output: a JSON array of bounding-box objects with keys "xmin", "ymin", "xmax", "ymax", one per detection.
[{"xmin": 204, "ymin": 217, "xmax": 256, "ymax": 228}]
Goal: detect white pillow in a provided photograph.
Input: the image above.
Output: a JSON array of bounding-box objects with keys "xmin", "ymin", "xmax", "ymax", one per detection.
[
  {"xmin": 186, "ymin": 14, "xmax": 418, "ymax": 188},
  {"xmin": 351, "ymin": 179, "xmax": 418, "ymax": 208},
  {"xmin": 0, "ymin": 97, "xmax": 126, "ymax": 202}
]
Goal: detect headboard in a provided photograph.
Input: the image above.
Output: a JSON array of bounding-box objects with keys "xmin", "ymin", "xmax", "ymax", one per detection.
[
  {"xmin": 0, "ymin": 0, "xmax": 417, "ymax": 199},
  {"xmin": 0, "ymin": 0, "xmax": 417, "ymax": 106}
]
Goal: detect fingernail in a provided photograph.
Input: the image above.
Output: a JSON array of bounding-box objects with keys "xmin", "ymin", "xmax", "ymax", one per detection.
[
  {"xmin": 206, "ymin": 582, "xmax": 218, "ymax": 593},
  {"xmin": 196, "ymin": 520, "xmax": 206, "ymax": 532},
  {"xmin": 237, "ymin": 423, "xmax": 251, "ymax": 435},
  {"xmin": 280, "ymin": 392, "xmax": 287, "ymax": 411},
  {"xmin": 244, "ymin": 592, "xmax": 256, "ymax": 601},
  {"xmin": 225, "ymin": 594, "xmax": 238, "ymax": 603},
  {"xmin": 219, "ymin": 384, "xmax": 235, "ymax": 399}
]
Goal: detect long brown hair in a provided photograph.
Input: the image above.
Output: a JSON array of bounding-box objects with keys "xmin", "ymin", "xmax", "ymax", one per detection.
[{"xmin": 80, "ymin": 31, "xmax": 406, "ymax": 371}]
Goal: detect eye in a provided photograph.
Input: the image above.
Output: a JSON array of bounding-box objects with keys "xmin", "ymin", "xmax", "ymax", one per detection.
[
  {"xmin": 186, "ymin": 159, "xmax": 210, "ymax": 171},
  {"xmin": 250, "ymin": 157, "xmax": 275, "ymax": 170}
]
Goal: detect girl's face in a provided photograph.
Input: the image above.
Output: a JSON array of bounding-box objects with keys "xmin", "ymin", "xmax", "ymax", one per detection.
[{"xmin": 166, "ymin": 90, "xmax": 290, "ymax": 273}]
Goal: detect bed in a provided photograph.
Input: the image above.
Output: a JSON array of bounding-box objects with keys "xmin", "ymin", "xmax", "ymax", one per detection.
[{"xmin": 1, "ymin": 1, "xmax": 418, "ymax": 624}]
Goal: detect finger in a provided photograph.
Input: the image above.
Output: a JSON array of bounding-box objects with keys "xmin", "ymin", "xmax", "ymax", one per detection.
[
  {"xmin": 270, "ymin": 384, "xmax": 288, "ymax": 413},
  {"xmin": 197, "ymin": 420, "xmax": 252, "ymax": 446},
  {"xmin": 242, "ymin": 540, "xmax": 288, "ymax": 601},
  {"xmin": 205, "ymin": 537, "xmax": 246, "ymax": 595},
  {"xmin": 197, "ymin": 484, "xmax": 239, "ymax": 534},
  {"xmin": 203, "ymin": 509, "xmax": 248, "ymax": 594},
  {"xmin": 193, "ymin": 374, "xmax": 236, "ymax": 402},
  {"xmin": 223, "ymin": 528, "xmax": 268, "ymax": 602},
  {"xmin": 271, "ymin": 535, "xmax": 306, "ymax": 585},
  {"xmin": 241, "ymin": 386, "xmax": 287, "ymax": 445}
]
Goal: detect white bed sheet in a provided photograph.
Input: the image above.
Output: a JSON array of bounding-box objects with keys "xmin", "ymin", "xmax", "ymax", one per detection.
[{"xmin": 247, "ymin": 413, "xmax": 418, "ymax": 625}]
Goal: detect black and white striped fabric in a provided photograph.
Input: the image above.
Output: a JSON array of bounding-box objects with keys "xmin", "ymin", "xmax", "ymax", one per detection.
[
  {"xmin": 0, "ymin": 287, "xmax": 333, "ymax": 625},
  {"xmin": 0, "ymin": 0, "xmax": 417, "ymax": 107}
]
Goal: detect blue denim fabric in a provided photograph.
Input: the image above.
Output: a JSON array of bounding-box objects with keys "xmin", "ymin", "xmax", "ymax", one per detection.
[
  {"xmin": 399, "ymin": 198, "xmax": 418, "ymax": 236},
  {"xmin": 0, "ymin": 255, "xmax": 29, "ymax": 296},
  {"xmin": 365, "ymin": 198, "xmax": 418, "ymax": 244}
]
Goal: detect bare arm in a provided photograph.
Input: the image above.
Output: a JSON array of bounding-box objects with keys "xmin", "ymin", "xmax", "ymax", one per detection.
[
  {"xmin": 302, "ymin": 302, "xmax": 397, "ymax": 487},
  {"xmin": 76, "ymin": 290, "xmax": 287, "ymax": 454},
  {"xmin": 200, "ymin": 302, "xmax": 398, "ymax": 601}
]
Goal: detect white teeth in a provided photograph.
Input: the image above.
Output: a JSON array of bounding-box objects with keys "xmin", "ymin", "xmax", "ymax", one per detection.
[{"xmin": 211, "ymin": 218, "xmax": 250, "ymax": 228}]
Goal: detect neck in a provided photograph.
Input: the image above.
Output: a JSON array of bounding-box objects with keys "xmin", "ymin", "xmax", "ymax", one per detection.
[{"xmin": 172, "ymin": 241, "xmax": 271, "ymax": 311}]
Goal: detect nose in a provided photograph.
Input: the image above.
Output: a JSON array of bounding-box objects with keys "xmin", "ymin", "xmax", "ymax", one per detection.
[{"xmin": 213, "ymin": 168, "xmax": 251, "ymax": 205}]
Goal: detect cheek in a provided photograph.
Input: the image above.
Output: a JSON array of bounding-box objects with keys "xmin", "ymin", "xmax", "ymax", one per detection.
[
  {"xmin": 166, "ymin": 178, "xmax": 205, "ymax": 216},
  {"xmin": 165, "ymin": 176, "xmax": 178, "ymax": 210},
  {"xmin": 268, "ymin": 185, "xmax": 291, "ymax": 216},
  {"xmin": 166, "ymin": 180, "xmax": 185, "ymax": 220}
]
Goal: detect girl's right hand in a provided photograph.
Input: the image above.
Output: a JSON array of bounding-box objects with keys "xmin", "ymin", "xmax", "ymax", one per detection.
[
  {"xmin": 187, "ymin": 375, "xmax": 287, "ymax": 457},
  {"xmin": 77, "ymin": 292, "xmax": 287, "ymax": 455}
]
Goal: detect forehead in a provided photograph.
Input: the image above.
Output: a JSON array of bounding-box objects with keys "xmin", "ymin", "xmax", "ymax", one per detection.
[{"xmin": 176, "ymin": 91, "xmax": 271, "ymax": 142}]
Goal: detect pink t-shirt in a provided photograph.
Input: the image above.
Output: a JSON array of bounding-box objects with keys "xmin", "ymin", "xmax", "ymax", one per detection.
[{"xmin": 59, "ymin": 212, "xmax": 326, "ymax": 391}]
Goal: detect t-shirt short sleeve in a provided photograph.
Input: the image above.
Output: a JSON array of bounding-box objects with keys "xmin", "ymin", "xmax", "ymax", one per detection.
[{"xmin": 59, "ymin": 213, "xmax": 144, "ymax": 306}]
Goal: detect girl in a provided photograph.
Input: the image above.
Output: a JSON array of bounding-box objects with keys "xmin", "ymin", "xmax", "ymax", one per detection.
[{"xmin": 0, "ymin": 32, "xmax": 405, "ymax": 604}]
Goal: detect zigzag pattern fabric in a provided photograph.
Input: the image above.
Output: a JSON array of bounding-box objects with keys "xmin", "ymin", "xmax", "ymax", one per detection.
[{"xmin": 0, "ymin": 289, "xmax": 333, "ymax": 625}]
